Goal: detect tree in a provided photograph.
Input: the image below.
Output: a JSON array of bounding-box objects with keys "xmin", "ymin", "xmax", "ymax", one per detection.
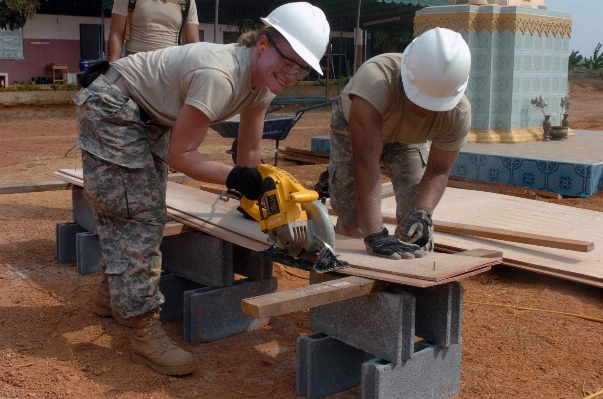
[
  {"xmin": 227, "ymin": 18, "xmax": 262, "ymax": 36},
  {"xmin": 0, "ymin": 0, "xmax": 45, "ymax": 31},
  {"xmin": 583, "ymin": 43, "xmax": 603, "ymax": 70},
  {"xmin": 371, "ymin": 29, "xmax": 413, "ymax": 54},
  {"xmin": 568, "ymin": 50, "xmax": 583, "ymax": 71}
]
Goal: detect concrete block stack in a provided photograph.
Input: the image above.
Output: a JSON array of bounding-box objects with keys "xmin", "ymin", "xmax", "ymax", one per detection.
[
  {"xmin": 58, "ymin": 187, "xmax": 465, "ymax": 397},
  {"xmin": 55, "ymin": 187, "xmax": 276, "ymax": 342},
  {"xmin": 296, "ymin": 272, "xmax": 464, "ymax": 398}
]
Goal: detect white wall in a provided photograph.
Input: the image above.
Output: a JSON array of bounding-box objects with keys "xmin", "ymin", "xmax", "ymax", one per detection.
[
  {"xmin": 24, "ymin": 16, "xmax": 352, "ymax": 45},
  {"xmin": 23, "ymin": 14, "xmax": 111, "ymax": 40}
]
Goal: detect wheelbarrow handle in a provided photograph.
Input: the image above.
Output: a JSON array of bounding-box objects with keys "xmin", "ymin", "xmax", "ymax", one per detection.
[
  {"xmin": 294, "ymin": 100, "xmax": 335, "ymax": 121},
  {"xmin": 266, "ymin": 105, "xmax": 285, "ymax": 115}
]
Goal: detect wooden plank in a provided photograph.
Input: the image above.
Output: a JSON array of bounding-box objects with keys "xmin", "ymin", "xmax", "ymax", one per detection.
[
  {"xmin": 194, "ymin": 183, "xmax": 227, "ymax": 196},
  {"xmin": 0, "ymin": 180, "xmax": 72, "ymax": 194},
  {"xmin": 283, "ymin": 147, "xmax": 330, "ymax": 159},
  {"xmin": 242, "ymin": 248, "xmax": 499, "ymax": 318},
  {"xmin": 338, "ymin": 265, "xmax": 492, "ymax": 287},
  {"xmin": 52, "ymin": 169, "xmax": 499, "ymax": 286},
  {"xmin": 279, "ymin": 153, "xmax": 329, "ymax": 165},
  {"xmin": 166, "ymin": 172, "xmax": 195, "ymax": 184},
  {"xmin": 374, "ymin": 211, "xmax": 593, "ymax": 253},
  {"xmin": 454, "ymin": 248, "xmax": 503, "ymax": 258},
  {"xmin": 383, "ymin": 187, "xmax": 603, "ymax": 286},
  {"xmin": 436, "ymin": 243, "xmax": 603, "ymax": 289},
  {"xmin": 163, "ymin": 221, "xmax": 195, "ymax": 237},
  {"xmin": 241, "ymin": 276, "xmax": 386, "ymax": 318},
  {"xmin": 49, "ymin": 170, "xmax": 83, "ymax": 186},
  {"xmin": 434, "ymin": 220, "xmax": 594, "ymax": 253},
  {"xmin": 47, "ymin": 171, "xmax": 192, "ymax": 186},
  {"xmin": 381, "ymin": 182, "xmax": 395, "ymax": 199},
  {"xmin": 163, "ymin": 187, "xmax": 499, "ymax": 286},
  {"xmin": 334, "ymin": 237, "xmax": 501, "ymax": 281}
]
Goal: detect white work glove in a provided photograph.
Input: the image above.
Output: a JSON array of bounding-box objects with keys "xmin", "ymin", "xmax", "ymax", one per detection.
[{"xmin": 401, "ymin": 210, "xmax": 433, "ymax": 248}]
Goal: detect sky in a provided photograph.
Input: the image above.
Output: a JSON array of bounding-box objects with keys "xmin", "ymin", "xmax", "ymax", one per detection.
[{"xmin": 545, "ymin": 0, "xmax": 603, "ymax": 57}]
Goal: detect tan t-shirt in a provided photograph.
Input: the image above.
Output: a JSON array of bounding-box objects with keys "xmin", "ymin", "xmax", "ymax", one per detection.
[
  {"xmin": 112, "ymin": 0, "xmax": 199, "ymax": 53},
  {"xmin": 341, "ymin": 53, "xmax": 471, "ymax": 151},
  {"xmin": 113, "ymin": 43, "xmax": 275, "ymax": 126}
]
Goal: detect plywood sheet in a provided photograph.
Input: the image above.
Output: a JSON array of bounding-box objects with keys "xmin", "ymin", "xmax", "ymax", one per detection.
[
  {"xmin": 334, "ymin": 235, "xmax": 499, "ymax": 282},
  {"xmin": 52, "ymin": 169, "xmax": 498, "ymax": 286},
  {"xmin": 382, "ymin": 188, "xmax": 603, "ymax": 286}
]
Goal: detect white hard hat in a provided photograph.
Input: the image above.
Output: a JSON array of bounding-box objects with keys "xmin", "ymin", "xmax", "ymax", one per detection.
[
  {"xmin": 401, "ymin": 27, "xmax": 471, "ymax": 112},
  {"xmin": 261, "ymin": 2, "xmax": 330, "ymax": 75}
]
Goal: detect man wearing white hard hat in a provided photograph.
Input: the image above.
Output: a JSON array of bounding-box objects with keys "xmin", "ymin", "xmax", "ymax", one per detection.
[
  {"xmin": 74, "ymin": 2, "xmax": 330, "ymax": 375},
  {"xmin": 326, "ymin": 27, "xmax": 472, "ymax": 260}
]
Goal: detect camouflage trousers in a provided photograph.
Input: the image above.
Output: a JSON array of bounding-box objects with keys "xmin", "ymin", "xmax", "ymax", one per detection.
[
  {"xmin": 76, "ymin": 74, "xmax": 171, "ymax": 318},
  {"xmin": 328, "ymin": 97, "xmax": 432, "ymax": 243}
]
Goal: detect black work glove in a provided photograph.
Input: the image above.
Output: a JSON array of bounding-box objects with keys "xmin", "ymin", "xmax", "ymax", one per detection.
[
  {"xmin": 402, "ymin": 211, "xmax": 433, "ymax": 248},
  {"xmin": 226, "ymin": 166, "xmax": 263, "ymax": 200},
  {"xmin": 313, "ymin": 169, "xmax": 330, "ymax": 199},
  {"xmin": 364, "ymin": 228, "xmax": 426, "ymax": 260}
]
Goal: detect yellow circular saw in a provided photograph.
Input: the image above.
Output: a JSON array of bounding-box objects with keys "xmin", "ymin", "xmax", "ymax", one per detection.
[{"xmin": 234, "ymin": 164, "xmax": 348, "ymax": 272}]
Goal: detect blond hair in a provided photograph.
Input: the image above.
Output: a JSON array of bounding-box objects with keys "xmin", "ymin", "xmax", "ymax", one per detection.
[{"xmin": 238, "ymin": 27, "xmax": 284, "ymax": 47}]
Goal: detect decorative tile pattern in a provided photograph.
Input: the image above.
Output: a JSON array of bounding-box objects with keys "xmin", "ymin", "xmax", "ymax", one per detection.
[
  {"xmin": 308, "ymin": 131, "xmax": 602, "ymax": 198},
  {"xmin": 415, "ymin": 6, "xmax": 571, "ymax": 131},
  {"xmin": 452, "ymin": 152, "xmax": 603, "ymax": 198}
]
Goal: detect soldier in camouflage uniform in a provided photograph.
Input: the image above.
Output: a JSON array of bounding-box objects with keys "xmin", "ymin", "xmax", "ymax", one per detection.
[
  {"xmin": 327, "ymin": 27, "xmax": 472, "ymax": 260},
  {"xmin": 73, "ymin": 2, "xmax": 330, "ymax": 376}
]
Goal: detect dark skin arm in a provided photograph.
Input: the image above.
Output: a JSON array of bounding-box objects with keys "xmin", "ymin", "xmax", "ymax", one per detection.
[
  {"xmin": 348, "ymin": 95, "xmax": 461, "ymax": 233},
  {"xmin": 413, "ymin": 145, "xmax": 460, "ymax": 216},
  {"xmin": 348, "ymin": 96, "xmax": 385, "ymax": 236}
]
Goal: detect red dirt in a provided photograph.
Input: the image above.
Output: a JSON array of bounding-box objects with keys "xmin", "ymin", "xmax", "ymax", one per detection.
[{"xmin": 1, "ymin": 79, "xmax": 603, "ymax": 398}]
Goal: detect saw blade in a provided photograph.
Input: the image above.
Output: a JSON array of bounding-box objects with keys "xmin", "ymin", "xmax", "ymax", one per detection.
[{"xmin": 301, "ymin": 200, "xmax": 336, "ymax": 251}]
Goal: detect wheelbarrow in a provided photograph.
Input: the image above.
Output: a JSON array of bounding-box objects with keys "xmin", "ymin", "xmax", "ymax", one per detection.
[{"xmin": 211, "ymin": 101, "xmax": 333, "ymax": 166}]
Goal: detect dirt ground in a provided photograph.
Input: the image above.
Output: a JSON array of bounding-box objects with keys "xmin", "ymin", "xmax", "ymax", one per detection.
[{"xmin": 1, "ymin": 79, "xmax": 603, "ymax": 399}]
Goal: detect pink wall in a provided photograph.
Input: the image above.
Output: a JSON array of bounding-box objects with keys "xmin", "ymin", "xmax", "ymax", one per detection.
[{"xmin": 1, "ymin": 38, "xmax": 84, "ymax": 84}]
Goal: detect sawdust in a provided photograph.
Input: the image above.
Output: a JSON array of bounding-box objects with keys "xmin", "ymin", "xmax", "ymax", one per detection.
[{"xmin": 1, "ymin": 80, "xmax": 603, "ymax": 398}]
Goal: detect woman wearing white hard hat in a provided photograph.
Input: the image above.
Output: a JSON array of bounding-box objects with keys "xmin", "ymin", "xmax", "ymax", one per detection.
[
  {"xmin": 73, "ymin": 2, "xmax": 330, "ymax": 376},
  {"xmin": 324, "ymin": 27, "xmax": 472, "ymax": 260}
]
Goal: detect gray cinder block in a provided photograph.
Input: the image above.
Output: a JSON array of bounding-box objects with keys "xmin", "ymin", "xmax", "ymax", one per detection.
[
  {"xmin": 160, "ymin": 231, "xmax": 234, "ymax": 287},
  {"xmin": 297, "ymin": 333, "xmax": 374, "ymax": 399},
  {"xmin": 56, "ymin": 222, "xmax": 87, "ymax": 263},
  {"xmin": 402, "ymin": 282, "xmax": 464, "ymax": 347},
  {"xmin": 361, "ymin": 342, "xmax": 462, "ymax": 399},
  {"xmin": 233, "ymin": 244, "xmax": 273, "ymax": 280},
  {"xmin": 72, "ymin": 187, "xmax": 97, "ymax": 234},
  {"xmin": 310, "ymin": 288, "xmax": 416, "ymax": 364},
  {"xmin": 183, "ymin": 277, "xmax": 278, "ymax": 344},
  {"xmin": 159, "ymin": 273, "xmax": 204, "ymax": 321},
  {"xmin": 75, "ymin": 232, "xmax": 101, "ymax": 275}
]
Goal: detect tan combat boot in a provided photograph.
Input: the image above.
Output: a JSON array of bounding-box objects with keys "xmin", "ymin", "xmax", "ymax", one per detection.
[
  {"xmin": 92, "ymin": 273, "xmax": 114, "ymax": 317},
  {"xmin": 119, "ymin": 309, "xmax": 196, "ymax": 376}
]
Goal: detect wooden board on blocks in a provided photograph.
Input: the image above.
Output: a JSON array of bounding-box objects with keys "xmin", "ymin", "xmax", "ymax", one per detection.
[
  {"xmin": 334, "ymin": 235, "xmax": 499, "ymax": 282},
  {"xmin": 382, "ymin": 188, "xmax": 603, "ymax": 287},
  {"xmin": 52, "ymin": 169, "xmax": 499, "ymax": 286}
]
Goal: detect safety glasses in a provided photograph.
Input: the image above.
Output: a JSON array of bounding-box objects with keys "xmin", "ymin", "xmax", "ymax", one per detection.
[{"xmin": 267, "ymin": 36, "xmax": 311, "ymax": 80}]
